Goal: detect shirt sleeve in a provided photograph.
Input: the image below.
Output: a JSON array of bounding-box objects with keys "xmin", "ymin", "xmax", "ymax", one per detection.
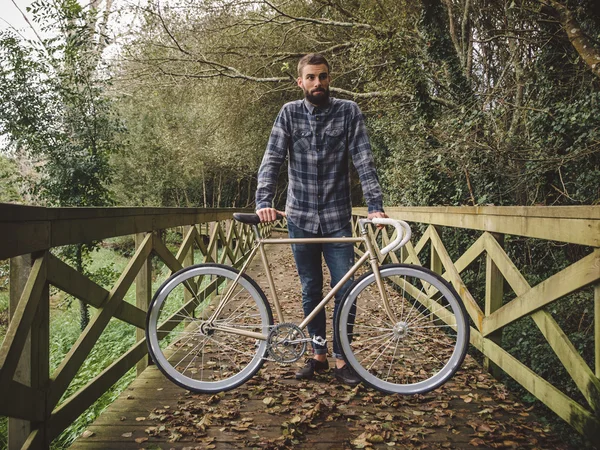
[
  {"xmin": 256, "ymin": 106, "xmax": 289, "ymax": 210},
  {"xmin": 348, "ymin": 104, "xmax": 384, "ymax": 213}
]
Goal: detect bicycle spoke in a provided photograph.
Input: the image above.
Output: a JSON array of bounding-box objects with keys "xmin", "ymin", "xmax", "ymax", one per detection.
[
  {"xmin": 337, "ymin": 265, "xmax": 469, "ymax": 394},
  {"xmin": 146, "ymin": 265, "xmax": 272, "ymax": 393}
]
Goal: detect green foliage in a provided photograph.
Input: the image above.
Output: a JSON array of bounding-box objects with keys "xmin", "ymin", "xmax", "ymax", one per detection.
[
  {"xmin": 0, "ymin": 152, "xmax": 24, "ymax": 204},
  {"xmin": 0, "ymin": 0, "xmax": 121, "ymax": 208}
]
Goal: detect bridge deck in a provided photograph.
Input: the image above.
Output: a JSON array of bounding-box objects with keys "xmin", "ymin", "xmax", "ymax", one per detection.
[{"xmin": 69, "ymin": 236, "xmax": 573, "ymax": 449}]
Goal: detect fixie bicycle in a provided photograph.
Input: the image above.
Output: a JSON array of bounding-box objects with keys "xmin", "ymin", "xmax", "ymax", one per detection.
[{"xmin": 145, "ymin": 213, "xmax": 470, "ymax": 395}]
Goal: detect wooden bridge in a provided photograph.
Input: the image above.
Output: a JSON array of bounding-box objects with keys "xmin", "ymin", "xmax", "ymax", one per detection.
[{"xmin": 1, "ymin": 204, "xmax": 599, "ymax": 448}]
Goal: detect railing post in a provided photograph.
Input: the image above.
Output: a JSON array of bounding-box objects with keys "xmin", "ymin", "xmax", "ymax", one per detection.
[
  {"xmin": 595, "ymin": 281, "xmax": 600, "ymax": 378},
  {"xmin": 430, "ymin": 226, "xmax": 443, "ymax": 275},
  {"xmin": 209, "ymin": 222, "xmax": 218, "ymax": 262},
  {"xmin": 136, "ymin": 233, "xmax": 152, "ymax": 376},
  {"xmin": 484, "ymin": 233, "xmax": 505, "ymax": 379},
  {"xmin": 9, "ymin": 253, "xmax": 49, "ymax": 449}
]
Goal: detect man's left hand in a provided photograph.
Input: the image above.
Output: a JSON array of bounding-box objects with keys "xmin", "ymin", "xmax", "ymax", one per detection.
[{"xmin": 368, "ymin": 211, "xmax": 388, "ymax": 229}]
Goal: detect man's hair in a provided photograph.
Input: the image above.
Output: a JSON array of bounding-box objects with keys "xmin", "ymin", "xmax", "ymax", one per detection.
[{"xmin": 297, "ymin": 53, "xmax": 330, "ymax": 77}]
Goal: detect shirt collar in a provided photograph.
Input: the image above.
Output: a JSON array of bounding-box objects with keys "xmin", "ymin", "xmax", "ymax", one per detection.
[{"xmin": 303, "ymin": 97, "xmax": 333, "ymax": 114}]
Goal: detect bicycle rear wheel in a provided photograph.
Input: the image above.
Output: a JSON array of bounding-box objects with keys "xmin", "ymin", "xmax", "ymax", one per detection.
[
  {"xmin": 146, "ymin": 263, "xmax": 273, "ymax": 393},
  {"xmin": 336, "ymin": 264, "xmax": 469, "ymax": 394}
]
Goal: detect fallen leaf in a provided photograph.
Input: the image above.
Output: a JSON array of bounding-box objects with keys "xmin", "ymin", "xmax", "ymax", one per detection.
[
  {"xmin": 135, "ymin": 437, "xmax": 148, "ymax": 443},
  {"xmin": 81, "ymin": 430, "xmax": 94, "ymax": 438},
  {"xmin": 121, "ymin": 432, "xmax": 132, "ymax": 438},
  {"xmin": 469, "ymin": 438, "xmax": 486, "ymax": 446}
]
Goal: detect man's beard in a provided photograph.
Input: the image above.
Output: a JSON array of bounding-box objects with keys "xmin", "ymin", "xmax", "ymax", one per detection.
[{"xmin": 305, "ymin": 87, "xmax": 330, "ymax": 106}]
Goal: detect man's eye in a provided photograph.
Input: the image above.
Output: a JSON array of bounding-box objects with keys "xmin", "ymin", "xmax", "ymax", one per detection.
[{"xmin": 319, "ymin": 73, "xmax": 328, "ymax": 80}]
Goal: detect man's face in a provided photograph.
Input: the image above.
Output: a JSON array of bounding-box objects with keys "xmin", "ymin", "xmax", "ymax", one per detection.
[{"xmin": 297, "ymin": 64, "xmax": 331, "ymax": 106}]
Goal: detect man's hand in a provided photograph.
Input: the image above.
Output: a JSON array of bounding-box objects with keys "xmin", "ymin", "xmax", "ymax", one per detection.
[
  {"xmin": 368, "ymin": 211, "xmax": 388, "ymax": 229},
  {"xmin": 256, "ymin": 208, "xmax": 285, "ymax": 223}
]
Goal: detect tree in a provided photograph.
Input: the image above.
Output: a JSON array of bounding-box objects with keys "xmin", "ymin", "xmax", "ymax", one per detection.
[{"xmin": 0, "ymin": 0, "xmax": 122, "ymax": 329}]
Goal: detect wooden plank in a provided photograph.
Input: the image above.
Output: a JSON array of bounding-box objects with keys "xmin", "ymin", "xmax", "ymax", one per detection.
[
  {"xmin": 0, "ymin": 222, "xmax": 50, "ymax": 261},
  {"xmin": 376, "ymin": 206, "xmax": 600, "ymax": 247},
  {"xmin": 531, "ymin": 309, "xmax": 600, "ymax": 413},
  {"xmin": 375, "ymin": 205, "xmax": 600, "ymax": 220},
  {"xmin": 218, "ymin": 222, "xmax": 236, "ymax": 265},
  {"xmin": 194, "ymin": 226, "xmax": 210, "ymax": 260},
  {"xmin": 430, "ymin": 226, "xmax": 443, "ymax": 275},
  {"xmin": 0, "ymin": 205, "xmax": 254, "ymax": 260},
  {"xmin": 484, "ymin": 233, "xmax": 504, "ymax": 378},
  {"xmin": 48, "ymin": 234, "xmax": 153, "ymax": 410},
  {"xmin": 3, "ymin": 205, "xmax": 597, "ymax": 260},
  {"xmin": 480, "ymin": 334, "xmax": 600, "ymax": 442},
  {"xmin": 596, "ymin": 282, "xmax": 600, "ymax": 378},
  {"xmin": 7, "ymin": 252, "xmax": 36, "ymax": 448},
  {"xmin": 48, "ymin": 340, "xmax": 148, "ymax": 442},
  {"xmin": 46, "ymin": 253, "xmax": 146, "ymax": 329},
  {"xmin": 0, "ymin": 379, "xmax": 44, "ymax": 421},
  {"xmin": 153, "ymin": 234, "xmax": 185, "ymax": 275},
  {"xmin": 136, "ymin": 233, "xmax": 152, "ymax": 375},
  {"xmin": 452, "ymin": 232, "xmax": 486, "ymax": 274},
  {"xmin": 484, "ymin": 250, "xmax": 600, "ymax": 335},
  {"xmin": 175, "ymin": 226, "xmax": 197, "ymax": 265},
  {"xmin": 428, "ymin": 226, "xmax": 484, "ymax": 330},
  {"xmin": 0, "ymin": 254, "xmax": 46, "ymax": 388},
  {"xmin": 205, "ymin": 222, "xmax": 220, "ymax": 263}
]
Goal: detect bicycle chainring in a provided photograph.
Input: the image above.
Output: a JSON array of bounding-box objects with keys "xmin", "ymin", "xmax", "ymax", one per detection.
[{"xmin": 267, "ymin": 323, "xmax": 308, "ymax": 364}]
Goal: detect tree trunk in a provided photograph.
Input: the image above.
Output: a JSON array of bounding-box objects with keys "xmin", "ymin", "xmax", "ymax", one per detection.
[
  {"xmin": 549, "ymin": 0, "xmax": 600, "ymax": 79},
  {"xmin": 76, "ymin": 244, "xmax": 89, "ymax": 331}
]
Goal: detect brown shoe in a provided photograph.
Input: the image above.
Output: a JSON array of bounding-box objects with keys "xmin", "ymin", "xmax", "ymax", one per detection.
[{"xmin": 295, "ymin": 358, "xmax": 329, "ymax": 380}]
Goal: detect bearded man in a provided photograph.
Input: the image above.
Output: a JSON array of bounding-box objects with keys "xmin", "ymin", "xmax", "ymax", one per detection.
[{"xmin": 255, "ymin": 53, "xmax": 387, "ymax": 385}]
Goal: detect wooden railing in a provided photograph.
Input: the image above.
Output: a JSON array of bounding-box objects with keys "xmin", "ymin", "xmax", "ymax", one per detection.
[
  {"xmin": 1, "ymin": 204, "xmax": 599, "ymax": 447},
  {"xmin": 0, "ymin": 204, "xmax": 278, "ymax": 449},
  {"xmin": 353, "ymin": 206, "xmax": 600, "ymax": 443}
]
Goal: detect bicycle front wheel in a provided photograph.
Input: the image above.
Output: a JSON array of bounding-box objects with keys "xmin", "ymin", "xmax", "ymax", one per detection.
[
  {"xmin": 146, "ymin": 263, "xmax": 273, "ymax": 393},
  {"xmin": 336, "ymin": 264, "xmax": 469, "ymax": 395}
]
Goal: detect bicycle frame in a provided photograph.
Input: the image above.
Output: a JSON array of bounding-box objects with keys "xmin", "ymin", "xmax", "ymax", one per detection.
[{"xmin": 205, "ymin": 220, "xmax": 396, "ymax": 341}]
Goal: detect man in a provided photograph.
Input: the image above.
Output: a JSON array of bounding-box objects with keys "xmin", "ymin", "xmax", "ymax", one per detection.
[{"xmin": 256, "ymin": 53, "xmax": 387, "ymax": 386}]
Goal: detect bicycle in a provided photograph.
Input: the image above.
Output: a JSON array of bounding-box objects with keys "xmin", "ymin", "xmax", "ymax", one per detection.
[{"xmin": 145, "ymin": 213, "xmax": 470, "ymax": 395}]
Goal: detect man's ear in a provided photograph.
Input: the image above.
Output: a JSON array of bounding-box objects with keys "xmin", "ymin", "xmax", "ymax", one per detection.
[{"xmin": 297, "ymin": 77, "xmax": 303, "ymax": 88}]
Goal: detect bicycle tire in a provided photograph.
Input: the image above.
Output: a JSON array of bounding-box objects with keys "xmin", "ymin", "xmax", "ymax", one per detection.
[
  {"xmin": 336, "ymin": 264, "xmax": 470, "ymax": 395},
  {"xmin": 146, "ymin": 263, "xmax": 273, "ymax": 393}
]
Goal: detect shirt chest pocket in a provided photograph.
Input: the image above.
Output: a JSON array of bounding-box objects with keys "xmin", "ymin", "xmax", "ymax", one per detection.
[
  {"xmin": 292, "ymin": 129, "xmax": 312, "ymax": 153},
  {"xmin": 325, "ymin": 127, "xmax": 345, "ymax": 152}
]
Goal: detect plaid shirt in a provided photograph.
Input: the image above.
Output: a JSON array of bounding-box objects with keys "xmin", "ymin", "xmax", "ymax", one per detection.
[{"xmin": 256, "ymin": 97, "xmax": 384, "ymax": 234}]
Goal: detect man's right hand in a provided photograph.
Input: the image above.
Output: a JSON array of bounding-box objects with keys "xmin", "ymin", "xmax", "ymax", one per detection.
[{"xmin": 256, "ymin": 208, "xmax": 285, "ymax": 223}]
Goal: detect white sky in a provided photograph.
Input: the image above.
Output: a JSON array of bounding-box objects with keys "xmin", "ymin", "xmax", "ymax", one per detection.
[{"xmin": 0, "ymin": 0, "xmax": 39, "ymax": 40}]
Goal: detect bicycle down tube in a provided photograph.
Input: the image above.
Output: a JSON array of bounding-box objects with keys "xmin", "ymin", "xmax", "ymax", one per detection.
[{"xmin": 203, "ymin": 222, "xmax": 395, "ymax": 342}]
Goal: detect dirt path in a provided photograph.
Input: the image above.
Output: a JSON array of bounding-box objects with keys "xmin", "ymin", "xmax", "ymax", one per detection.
[{"xmin": 70, "ymin": 235, "xmax": 575, "ymax": 450}]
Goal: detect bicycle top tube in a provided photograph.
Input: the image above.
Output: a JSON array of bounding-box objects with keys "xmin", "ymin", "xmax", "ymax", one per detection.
[{"xmin": 232, "ymin": 212, "xmax": 411, "ymax": 255}]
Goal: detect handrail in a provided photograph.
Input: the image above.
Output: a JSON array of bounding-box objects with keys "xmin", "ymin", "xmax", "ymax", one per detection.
[
  {"xmin": 352, "ymin": 205, "xmax": 600, "ymax": 445},
  {"xmin": 1, "ymin": 203, "xmax": 599, "ymax": 448},
  {"xmin": 0, "ymin": 204, "xmax": 273, "ymax": 449}
]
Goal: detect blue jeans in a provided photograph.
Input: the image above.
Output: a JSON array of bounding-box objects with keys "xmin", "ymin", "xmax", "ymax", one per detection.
[{"xmin": 287, "ymin": 218, "xmax": 354, "ymax": 359}]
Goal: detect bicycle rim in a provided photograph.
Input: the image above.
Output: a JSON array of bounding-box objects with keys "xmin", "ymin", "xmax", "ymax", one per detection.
[
  {"xmin": 146, "ymin": 263, "xmax": 273, "ymax": 393},
  {"xmin": 337, "ymin": 264, "xmax": 469, "ymax": 394}
]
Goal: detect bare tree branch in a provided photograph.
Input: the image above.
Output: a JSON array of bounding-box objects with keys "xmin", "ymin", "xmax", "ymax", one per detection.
[{"xmin": 263, "ymin": 0, "xmax": 389, "ymax": 34}]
